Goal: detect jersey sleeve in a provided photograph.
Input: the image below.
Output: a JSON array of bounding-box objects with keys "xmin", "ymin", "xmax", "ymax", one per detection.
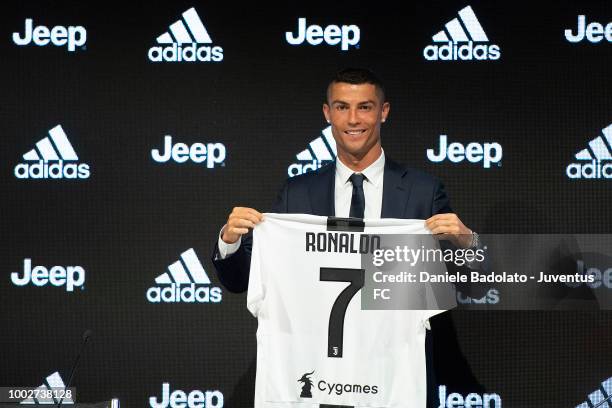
[{"xmin": 247, "ymin": 225, "xmax": 264, "ymax": 317}]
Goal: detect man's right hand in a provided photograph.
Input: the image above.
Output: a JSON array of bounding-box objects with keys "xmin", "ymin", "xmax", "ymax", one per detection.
[{"xmin": 221, "ymin": 207, "xmax": 264, "ymax": 244}]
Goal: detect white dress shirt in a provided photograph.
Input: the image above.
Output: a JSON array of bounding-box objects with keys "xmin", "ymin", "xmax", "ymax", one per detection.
[
  {"xmin": 334, "ymin": 149, "xmax": 385, "ymax": 219},
  {"xmin": 217, "ymin": 150, "xmax": 387, "ymax": 258}
]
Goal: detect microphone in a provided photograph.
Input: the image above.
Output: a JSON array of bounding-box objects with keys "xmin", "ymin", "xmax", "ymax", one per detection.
[{"xmin": 56, "ymin": 329, "xmax": 93, "ymax": 408}]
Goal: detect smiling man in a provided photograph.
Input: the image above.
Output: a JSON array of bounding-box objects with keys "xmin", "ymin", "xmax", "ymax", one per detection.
[
  {"xmin": 211, "ymin": 68, "xmax": 479, "ymax": 407},
  {"xmin": 323, "ymin": 77, "xmax": 390, "ymax": 171},
  {"xmin": 213, "ymin": 68, "xmax": 476, "ymax": 289}
]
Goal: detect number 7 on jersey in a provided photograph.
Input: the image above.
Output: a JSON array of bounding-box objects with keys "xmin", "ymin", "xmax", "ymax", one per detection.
[{"xmin": 320, "ymin": 267, "xmax": 365, "ymax": 358}]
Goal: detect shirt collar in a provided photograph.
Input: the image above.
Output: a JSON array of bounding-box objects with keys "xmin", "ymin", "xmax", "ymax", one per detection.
[{"xmin": 335, "ymin": 149, "xmax": 385, "ymax": 188}]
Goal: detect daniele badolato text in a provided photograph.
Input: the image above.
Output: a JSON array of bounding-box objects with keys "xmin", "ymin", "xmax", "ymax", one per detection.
[
  {"xmin": 304, "ymin": 232, "xmax": 596, "ymax": 285},
  {"xmin": 378, "ymin": 270, "xmax": 597, "ymax": 284}
]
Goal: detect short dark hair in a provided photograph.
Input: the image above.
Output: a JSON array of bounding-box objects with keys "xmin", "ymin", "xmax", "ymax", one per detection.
[{"xmin": 326, "ymin": 67, "xmax": 386, "ymax": 103}]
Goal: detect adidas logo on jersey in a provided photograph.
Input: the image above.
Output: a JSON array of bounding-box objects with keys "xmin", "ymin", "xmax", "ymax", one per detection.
[
  {"xmin": 426, "ymin": 135, "xmax": 502, "ymax": 168},
  {"xmin": 12, "ymin": 19, "xmax": 86, "ymax": 52},
  {"xmin": 566, "ymin": 124, "xmax": 612, "ymax": 179},
  {"xmin": 285, "ymin": 18, "xmax": 360, "ymax": 51},
  {"xmin": 146, "ymin": 248, "xmax": 222, "ymax": 303},
  {"xmin": 10, "ymin": 259, "xmax": 85, "ymax": 292},
  {"xmin": 288, "ymin": 126, "xmax": 337, "ymax": 177},
  {"xmin": 151, "ymin": 135, "xmax": 226, "ymax": 167},
  {"xmin": 148, "ymin": 7, "xmax": 223, "ymax": 62},
  {"xmin": 575, "ymin": 377, "xmax": 612, "ymax": 408},
  {"xmin": 20, "ymin": 372, "xmax": 75, "ymax": 405},
  {"xmin": 438, "ymin": 385, "xmax": 501, "ymax": 408},
  {"xmin": 150, "ymin": 383, "xmax": 223, "ymax": 408},
  {"xmin": 424, "ymin": 6, "xmax": 500, "ymax": 61},
  {"xmin": 14, "ymin": 125, "xmax": 90, "ymax": 179},
  {"xmin": 565, "ymin": 15, "xmax": 612, "ymax": 43}
]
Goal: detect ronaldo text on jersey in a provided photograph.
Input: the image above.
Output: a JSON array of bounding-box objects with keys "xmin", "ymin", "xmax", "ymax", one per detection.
[{"xmin": 248, "ymin": 213, "xmax": 446, "ymax": 408}]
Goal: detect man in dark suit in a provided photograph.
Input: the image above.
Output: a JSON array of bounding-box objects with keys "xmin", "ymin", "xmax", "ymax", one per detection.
[
  {"xmin": 212, "ymin": 67, "xmax": 478, "ymax": 292},
  {"xmin": 211, "ymin": 68, "xmax": 482, "ymax": 407}
]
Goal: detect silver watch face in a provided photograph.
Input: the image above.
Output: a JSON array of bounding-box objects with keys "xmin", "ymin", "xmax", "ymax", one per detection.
[{"xmin": 471, "ymin": 232, "xmax": 480, "ymax": 248}]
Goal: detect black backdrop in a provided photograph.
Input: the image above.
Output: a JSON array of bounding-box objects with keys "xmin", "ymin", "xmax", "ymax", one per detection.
[{"xmin": 2, "ymin": 1, "xmax": 612, "ymax": 407}]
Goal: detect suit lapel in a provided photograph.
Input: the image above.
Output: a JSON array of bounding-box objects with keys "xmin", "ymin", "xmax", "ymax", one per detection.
[
  {"xmin": 381, "ymin": 158, "xmax": 411, "ymax": 218},
  {"xmin": 308, "ymin": 158, "xmax": 411, "ymax": 218},
  {"xmin": 309, "ymin": 162, "xmax": 336, "ymax": 216}
]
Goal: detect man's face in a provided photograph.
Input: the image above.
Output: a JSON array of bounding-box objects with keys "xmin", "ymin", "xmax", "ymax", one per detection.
[{"xmin": 323, "ymin": 82, "xmax": 390, "ymax": 161}]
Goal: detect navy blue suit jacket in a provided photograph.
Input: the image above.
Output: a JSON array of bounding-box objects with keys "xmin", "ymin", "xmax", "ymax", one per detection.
[
  {"xmin": 210, "ymin": 158, "xmax": 483, "ymax": 408},
  {"xmin": 211, "ymin": 157, "xmax": 452, "ymax": 293}
]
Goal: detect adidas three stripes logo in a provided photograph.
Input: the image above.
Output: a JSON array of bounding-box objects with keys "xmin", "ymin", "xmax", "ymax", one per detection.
[
  {"xmin": 424, "ymin": 5, "xmax": 501, "ymax": 61},
  {"xmin": 22, "ymin": 125, "xmax": 78, "ymax": 162},
  {"xmin": 576, "ymin": 377, "xmax": 612, "ymax": 408},
  {"xmin": 20, "ymin": 372, "xmax": 74, "ymax": 405},
  {"xmin": 14, "ymin": 125, "xmax": 90, "ymax": 180},
  {"xmin": 431, "ymin": 6, "xmax": 489, "ymax": 43},
  {"xmin": 148, "ymin": 7, "xmax": 223, "ymax": 62},
  {"xmin": 154, "ymin": 248, "xmax": 211, "ymax": 285},
  {"xmin": 155, "ymin": 7, "xmax": 212, "ymax": 45},
  {"xmin": 146, "ymin": 248, "xmax": 222, "ymax": 303},
  {"xmin": 567, "ymin": 124, "xmax": 612, "ymax": 179},
  {"xmin": 288, "ymin": 126, "xmax": 337, "ymax": 177},
  {"xmin": 575, "ymin": 124, "xmax": 612, "ymax": 161}
]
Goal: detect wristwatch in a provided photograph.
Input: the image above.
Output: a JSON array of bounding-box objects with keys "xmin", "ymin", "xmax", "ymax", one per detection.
[{"xmin": 470, "ymin": 231, "xmax": 480, "ymax": 249}]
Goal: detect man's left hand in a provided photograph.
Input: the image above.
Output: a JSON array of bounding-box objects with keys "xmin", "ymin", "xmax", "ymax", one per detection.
[{"xmin": 425, "ymin": 213, "xmax": 473, "ymax": 248}]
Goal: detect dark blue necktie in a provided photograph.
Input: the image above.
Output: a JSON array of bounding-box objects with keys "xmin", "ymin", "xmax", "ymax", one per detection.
[{"xmin": 349, "ymin": 173, "xmax": 366, "ymax": 219}]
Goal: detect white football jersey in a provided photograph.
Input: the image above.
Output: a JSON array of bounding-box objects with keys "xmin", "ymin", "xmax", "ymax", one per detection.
[{"xmin": 248, "ymin": 213, "xmax": 445, "ymax": 408}]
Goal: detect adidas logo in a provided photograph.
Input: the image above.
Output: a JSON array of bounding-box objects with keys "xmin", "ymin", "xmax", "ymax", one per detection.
[
  {"xmin": 14, "ymin": 125, "xmax": 90, "ymax": 179},
  {"xmin": 12, "ymin": 19, "xmax": 86, "ymax": 52},
  {"xmin": 148, "ymin": 7, "xmax": 223, "ymax": 63},
  {"xmin": 566, "ymin": 124, "xmax": 612, "ymax": 179},
  {"xmin": 20, "ymin": 372, "xmax": 74, "ymax": 405},
  {"xmin": 146, "ymin": 248, "xmax": 222, "ymax": 303},
  {"xmin": 576, "ymin": 377, "xmax": 612, "ymax": 408},
  {"xmin": 423, "ymin": 5, "xmax": 500, "ymax": 61},
  {"xmin": 287, "ymin": 126, "xmax": 337, "ymax": 177}
]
